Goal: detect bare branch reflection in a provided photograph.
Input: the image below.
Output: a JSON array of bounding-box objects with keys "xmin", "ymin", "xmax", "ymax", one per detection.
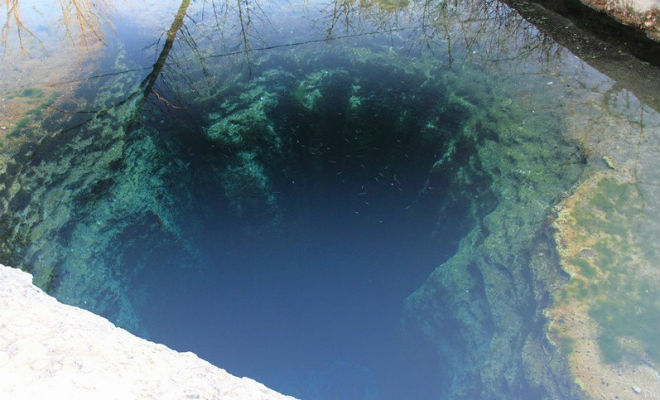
[
  {"xmin": 1, "ymin": 0, "xmax": 114, "ymax": 53},
  {"xmin": 1, "ymin": 0, "xmax": 44, "ymax": 52},
  {"xmin": 4, "ymin": 0, "xmax": 657, "ymax": 138}
]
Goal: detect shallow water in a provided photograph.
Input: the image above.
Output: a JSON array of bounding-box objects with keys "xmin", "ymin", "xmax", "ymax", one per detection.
[{"xmin": 1, "ymin": 0, "xmax": 659, "ymax": 399}]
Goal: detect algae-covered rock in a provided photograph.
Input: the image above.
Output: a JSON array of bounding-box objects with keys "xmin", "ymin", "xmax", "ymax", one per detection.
[
  {"xmin": 0, "ymin": 50, "xmax": 191, "ymax": 332},
  {"xmin": 542, "ymin": 74, "xmax": 660, "ymax": 400},
  {"xmin": 405, "ymin": 76, "xmax": 586, "ymax": 399},
  {"xmin": 548, "ymin": 172, "xmax": 660, "ymax": 399}
]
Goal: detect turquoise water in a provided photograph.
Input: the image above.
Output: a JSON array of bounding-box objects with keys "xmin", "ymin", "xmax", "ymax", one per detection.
[{"xmin": 1, "ymin": 0, "xmax": 659, "ymax": 399}]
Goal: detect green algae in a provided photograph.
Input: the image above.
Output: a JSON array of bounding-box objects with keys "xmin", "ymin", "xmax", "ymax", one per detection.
[
  {"xmin": 590, "ymin": 284, "xmax": 660, "ymax": 364},
  {"xmin": 7, "ymin": 119, "xmax": 29, "ymax": 138},
  {"xmin": 292, "ymin": 72, "xmax": 326, "ymax": 111},
  {"xmin": 18, "ymin": 88, "xmax": 45, "ymax": 98},
  {"xmin": 6, "ymin": 92, "xmax": 61, "ymax": 138},
  {"xmin": 26, "ymin": 92, "xmax": 59, "ymax": 115},
  {"xmin": 553, "ymin": 177, "xmax": 660, "ymax": 368},
  {"xmin": 404, "ymin": 70, "xmax": 586, "ymax": 399},
  {"xmin": 191, "ymin": 48, "xmax": 506, "ymax": 233},
  {"xmin": 585, "ymin": 189, "xmax": 660, "ymax": 365},
  {"xmin": 570, "ymin": 258, "xmax": 597, "ymax": 279},
  {"xmin": 0, "ymin": 54, "xmax": 164, "ymax": 332}
]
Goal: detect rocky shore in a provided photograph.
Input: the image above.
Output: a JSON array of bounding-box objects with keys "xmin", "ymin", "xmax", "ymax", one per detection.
[
  {"xmin": 580, "ymin": 0, "xmax": 660, "ymax": 40},
  {"xmin": 524, "ymin": 0, "xmax": 660, "ymax": 65},
  {"xmin": 0, "ymin": 264, "xmax": 296, "ymax": 400}
]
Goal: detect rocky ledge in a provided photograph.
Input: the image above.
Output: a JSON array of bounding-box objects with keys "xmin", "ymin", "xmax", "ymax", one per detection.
[
  {"xmin": 0, "ymin": 264, "xmax": 296, "ymax": 400},
  {"xmin": 522, "ymin": 0, "xmax": 660, "ymax": 65},
  {"xmin": 580, "ymin": 0, "xmax": 660, "ymax": 40}
]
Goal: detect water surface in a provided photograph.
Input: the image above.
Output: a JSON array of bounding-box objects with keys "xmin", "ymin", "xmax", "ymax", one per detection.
[{"xmin": 1, "ymin": 1, "xmax": 658, "ymax": 399}]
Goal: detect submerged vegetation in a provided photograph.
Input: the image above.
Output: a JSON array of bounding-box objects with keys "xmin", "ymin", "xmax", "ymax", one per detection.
[
  {"xmin": 557, "ymin": 177, "xmax": 660, "ymax": 363},
  {"xmin": 550, "ymin": 172, "xmax": 660, "ymax": 398},
  {"xmin": 548, "ymin": 81, "xmax": 660, "ymax": 398}
]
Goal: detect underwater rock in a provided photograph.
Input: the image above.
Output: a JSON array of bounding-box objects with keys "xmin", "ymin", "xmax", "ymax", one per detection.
[
  {"xmin": 0, "ymin": 264, "xmax": 296, "ymax": 400},
  {"xmin": 404, "ymin": 78, "xmax": 588, "ymax": 399}
]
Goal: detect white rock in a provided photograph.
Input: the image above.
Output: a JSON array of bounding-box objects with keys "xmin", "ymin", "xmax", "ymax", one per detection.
[
  {"xmin": 632, "ymin": 385, "xmax": 642, "ymax": 394},
  {"xmin": 0, "ymin": 264, "xmax": 297, "ymax": 400}
]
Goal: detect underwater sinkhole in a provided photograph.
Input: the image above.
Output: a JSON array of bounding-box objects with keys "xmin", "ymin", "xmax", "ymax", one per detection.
[
  {"xmin": 110, "ymin": 53, "xmax": 498, "ymax": 399},
  {"xmin": 3, "ymin": 0, "xmax": 658, "ymax": 399},
  {"xmin": 3, "ymin": 47, "xmax": 507, "ymax": 399}
]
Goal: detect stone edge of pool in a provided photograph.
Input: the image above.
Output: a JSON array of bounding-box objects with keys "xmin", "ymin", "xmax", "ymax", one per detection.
[
  {"xmin": 522, "ymin": 0, "xmax": 660, "ymax": 66},
  {"xmin": 583, "ymin": 0, "xmax": 659, "ymax": 40},
  {"xmin": 0, "ymin": 264, "xmax": 297, "ymax": 400},
  {"xmin": 546, "ymin": 0, "xmax": 659, "ymax": 41}
]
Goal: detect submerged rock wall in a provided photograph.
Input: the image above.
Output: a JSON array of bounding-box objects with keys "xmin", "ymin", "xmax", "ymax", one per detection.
[
  {"xmin": 0, "ymin": 264, "xmax": 296, "ymax": 400},
  {"xmin": 404, "ymin": 75, "xmax": 587, "ymax": 399}
]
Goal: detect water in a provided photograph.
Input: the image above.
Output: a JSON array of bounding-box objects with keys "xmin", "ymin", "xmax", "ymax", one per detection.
[
  {"xmin": 135, "ymin": 214, "xmax": 446, "ymax": 398},
  {"xmin": 1, "ymin": 1, "xmax": 659, "ymax": 399}
]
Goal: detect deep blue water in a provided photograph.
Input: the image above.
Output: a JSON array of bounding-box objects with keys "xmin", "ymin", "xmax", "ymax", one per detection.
[
  {"xmin": 0, "ymin": 1, "xmax": 541, "ymax": 398},
  {"xmin": 134, "ymin": 207, "xmax": 449, "ymax": 399}
]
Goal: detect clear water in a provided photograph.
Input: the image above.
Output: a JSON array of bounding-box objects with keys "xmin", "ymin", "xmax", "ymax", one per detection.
[{"xmin": 1, "ymin": 1, "xmax": 659, "ymax": 399}]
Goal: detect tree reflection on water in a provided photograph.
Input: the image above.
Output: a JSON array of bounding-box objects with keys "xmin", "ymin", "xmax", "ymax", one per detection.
[
  {"xmin": 6, "ymin": 0, "xmax": 645, "ymax": 125},
  {"xmin": 0, "ymin": 2, "xmax": 658, "ymax": 399},
  {"xmin": 1, "ymin": 0, "xmax": 113, "ymax": 52}
]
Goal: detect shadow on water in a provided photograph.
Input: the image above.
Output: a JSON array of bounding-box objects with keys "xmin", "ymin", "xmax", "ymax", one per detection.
[{"xmin": 1, "ymin": 0, "xmax": 658, "ymax": 399}]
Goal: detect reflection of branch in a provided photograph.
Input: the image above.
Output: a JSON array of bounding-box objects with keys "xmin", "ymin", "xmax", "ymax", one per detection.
[
  {"xmin": 153, "ymin": 89, "xmax": 183, "ymax": 109},
  {"xmin": 2, "ymin": 0, "xmax": 113, "ymax": 54},
  {"xmin": 237, "ymin": 0, "xmax": 253, "ymax": 73},
  {"xmin": 11, "ymin": 25, "xmax": 411, "ymax": 98},
  {"xmin": 140, "ymin": 0, "xmax": 191, "ymax": 101},
  {"xmin": 1, "ymin": 0, "xmax": 45, "ymax": 52},
  {"xmin": 47, "ymin": 0, "xmax": 191, "ymax": 118},
  {"xmin": 58, "ymin": 0, "xmax": 113, "ymax": 47}
]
